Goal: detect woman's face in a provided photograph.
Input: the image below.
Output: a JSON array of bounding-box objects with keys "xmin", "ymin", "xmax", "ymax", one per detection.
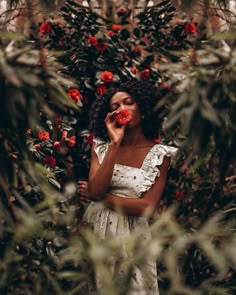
[{"xmin": 109, "ymin": 91, "xmax": 142, "ymax": 128}]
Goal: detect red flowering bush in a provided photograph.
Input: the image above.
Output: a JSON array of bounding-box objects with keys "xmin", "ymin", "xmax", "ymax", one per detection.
[
  {"xmin": 101, "ymin": 71, "xmax": 114, "ymax": 83},
  {"xmin": 184, "ymin": 22, "xmax": 197, "ymax": 34},
  {"xmin": 40, "ymin": 23, "xmax": 52, "ymax": 34},
  {"xmin": 67, "ymin": 88, "xmax": 82, "ymax": 103},
  {"xmin": 114, "ymin": 109, "xmax": 132, "ymax": 125}
]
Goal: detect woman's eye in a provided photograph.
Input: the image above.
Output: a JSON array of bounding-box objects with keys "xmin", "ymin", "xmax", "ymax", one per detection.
[{"xmin": 125, "ymin": 99, "xmax": 134, "ymax": 105}]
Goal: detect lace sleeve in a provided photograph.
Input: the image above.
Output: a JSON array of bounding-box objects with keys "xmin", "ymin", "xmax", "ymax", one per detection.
[
  {"xmin": 93, "ymin": 138, "xmax": 109, "ymax": 164},
  {"xmin": 138, "ymin": 144, "xmax": 178, "ymax": 196}
]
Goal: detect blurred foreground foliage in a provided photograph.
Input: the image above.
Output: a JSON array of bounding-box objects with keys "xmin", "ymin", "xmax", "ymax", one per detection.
[{"xmin": 0, "ymin": 0, "xmax": 235, "ymax": 294}]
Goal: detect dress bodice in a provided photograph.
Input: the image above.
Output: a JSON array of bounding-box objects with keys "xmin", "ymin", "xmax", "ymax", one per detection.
[{"xmin": 93, "ymin": 138, "xmax": 178, "ymax": 198}]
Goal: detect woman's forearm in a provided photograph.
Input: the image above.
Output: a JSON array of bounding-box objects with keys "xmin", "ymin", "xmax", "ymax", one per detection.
[
  {"xmin": 103, "ymin": 194, "xmax": 157, "ymax": 217},
  {"xmin": 88, "ymin": 142, "xmax": 119, "ymax": 200}
]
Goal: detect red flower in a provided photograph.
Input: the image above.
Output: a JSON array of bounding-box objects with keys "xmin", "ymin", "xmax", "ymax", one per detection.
[
  {"xmin": 101, "ymin": 71, "xmax": 114, "ymax": 83},
  {"xmin": 154, "ymin": 137, "xmax": 161, "ymax": 143},
  {"xmin": 44, "ymin": 156, "xmax": 57, "ymax": 167},
  {"xmin": 161, "ymin": 81, "xmax": 171, "ymax": 91},
  {"xmin": 38, "ymin": 130, "xmax": 50, "ymax": 141},
  {"xmin": 96, "ymin": 43, "xmax": 107, "ymax": 52},
  {"xmin": 114, "ymin": 109, "xmax": 132, "ymax": 125},
  {"xmin": 106, "ymin": 31, "xmax": 115, "ymax": 37},
  {"xmin": 88, "ymin": 36, "xmax": 98, "ymax": 46},
  {"xmin": 97, "ymin": 85, "xmax": 107, "ymax": 95},
  {"xmin": 184, "ymin": 22, "xmax": 197, "ymax": 34},
  {"xmin": 56, "ymin": 116, "xmax": 62, "ymax": 124},
  {"xmin": 62, "ymin": 130, "xmax": 68, "ymax": 139},
  {"xmin": 175, "ymin": 191, "xmax": 184, "ymax": 200},
  {"xmin": 86, "ymin": 133, "xmax": 94, "ymax": 146},
  {"xmin": 58, "ymin": 40, "xmax": 63, "ymax": 46},
  {"xmin": 117, "ymin": 7, "xmax": 127, "ymax": 16},
  {"xmin": 53, "ymin": 141, "xmax": 60, "ymax": 148},
  {"xmin": 40, "ymin": 23, "xmax": 52, "ymax": 34},
  {"xmin": 65, "ymin": 136, "xmax": 76, "ymax": 147},
  {"xmin": 34, "ymin": 144, "xmax": 41, "ymax": 149},
  {"xmin": 134, "ymin": 46, "xmax": 142, "ymax": 56},
  {"xmin": 67, "ymin": 88, "xmax": 82, "ymax": 103},
  {"xmin": 112, "ymin": 24, "xmax": 122, "ymax": 31},
  {"xmin": 140, "ymin": 69, "xmax": 150, "ymax": 80},
  {"xmin": 131, "ymin": 65, "xmax": 137, "ymax": 75}
]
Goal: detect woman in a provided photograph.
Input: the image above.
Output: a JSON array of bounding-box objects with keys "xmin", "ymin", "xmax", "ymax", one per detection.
[{"xmin": 82, "ymin": 80, "xmax": 177, "ymax": 294}]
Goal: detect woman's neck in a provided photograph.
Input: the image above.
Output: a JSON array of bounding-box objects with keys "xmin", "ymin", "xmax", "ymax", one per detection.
[{"xmin": 122, "ymin": 126, "xmax": 147, "ymax": 147}]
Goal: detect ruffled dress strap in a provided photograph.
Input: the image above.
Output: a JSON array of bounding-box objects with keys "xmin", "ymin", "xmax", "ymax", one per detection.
[
  {"xmin": 138, "ymin": 144, "xmax": 178, "ymax": 196},
  {"xmin": 93, "ymin": 137, "xmax": 109, "ymax": 164}
]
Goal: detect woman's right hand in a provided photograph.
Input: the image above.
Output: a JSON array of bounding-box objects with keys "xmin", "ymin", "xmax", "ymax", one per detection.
[{"xmin": 104, "ymin": 111, "xmax": 126, "ymax": 145}]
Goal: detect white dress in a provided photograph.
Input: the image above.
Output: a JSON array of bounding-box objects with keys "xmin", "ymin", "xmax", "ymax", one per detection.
[{"xmin": 83, "ymin": 138, "xmax": 178, "ymax": 295}]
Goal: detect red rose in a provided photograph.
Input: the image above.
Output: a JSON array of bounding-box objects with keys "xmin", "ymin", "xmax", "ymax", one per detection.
[
  {"xmin": 40, "ymin": 23, "xmax": 52, "ymax": 34},
  {"xmin": 175, "ymin": 191, "xmax": 184, "ymax": 200},
  {"xmin": 117, "ymin": 7, "xmax": 127, "ymax": 16},
  {"xmin": 114, "ymin": 109, "xmax": 132, "ymax": 125},
  {"xmin": 112, "ymin": 24, "xmax": 122, "ymax": 31},
  {"xmin": 101, "ymin": 71, "xmax": 114, "ymax": 83},
  {"xmin": 44, "ymin": 156, "xmax": 57, "ymax": 167},
  {"xmin": 86, "ymin": 133, "xmax": 94, "ymax": 146},
  {"xmin": 67, "ymin": 89, "xmax": 81, "ymax": 103},
  {"xmin": 34, "ymin": 144, "xmax": 41, "ymax": 149},
  {"xmin": 96, "ymin": 43, "xmax": 107, "ymax": 52},
  {"xmin": 106, "ymin": 31, "xmax": 115, "ymax": 37},
  {"xmin": 38, "ymin": 130, "xmax": 50, "ymax": 141},
  {"xmin": 88, "ymin": 36, "xmax": 98, "ymax": 46},
  {"xmin": 184, "ymin": 22, "xmax": 197, "ymax": 34},
  {"xmin": 97, "ymin": 85, "xmax": 107, "ymax": 95},
  {"xmin": 140, "ymin": 69, "xmax": 150, "ymax": 80}
]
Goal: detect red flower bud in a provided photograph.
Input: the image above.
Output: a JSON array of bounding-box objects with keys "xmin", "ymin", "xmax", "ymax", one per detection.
[
  {"xmin": 53, "ymin": 141, "xmax": 60, "ymax": 148},
  {"xmin": 97, "ymin": 85, "xmax": 107, "ymax": 95},
  {"xmin": 175, "ymin": 191, "xmax": 184, "ymax": 200},
  {"xmin": 86, "ymin": 133, "xmax": 94, "ymax": 146},
  {"xmin": 40, "ymin": 23, "xmax": 52, "ymax": 34},
  {"xmin": 88, "ymin": 36, "xmax": 98, "ymax": 46},
  {"xmin": 101, "ymin": 71, "xmax": 114, "ymax": 83},
  {"xmin": 112, "ymin": 24, "xmax": 122, "ymax": 31},
  {"xmin": 184, "ymin": 22, "xmax": 197, "ymax": 34},
  {"xmin": 140, "ymin": 69, "xmax": 150, "ymax": 80},
  {"xmin": 96, "ymin": 43, "xmax": 107, "ymax": 52},
  {"xmin": 67, "ymin": 89, "xmax": 82, "ymax": 103}
]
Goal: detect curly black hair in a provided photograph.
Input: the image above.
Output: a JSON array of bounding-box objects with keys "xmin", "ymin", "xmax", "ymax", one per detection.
[{"xmin": 89, "ymin": 80, "xmax": 163, "ymax": 142}]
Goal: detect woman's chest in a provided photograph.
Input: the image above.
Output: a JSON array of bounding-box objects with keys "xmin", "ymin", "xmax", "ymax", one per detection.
[{"xmin": 115, "ymin": 146, "xmax": 153, "ymax": 168}]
